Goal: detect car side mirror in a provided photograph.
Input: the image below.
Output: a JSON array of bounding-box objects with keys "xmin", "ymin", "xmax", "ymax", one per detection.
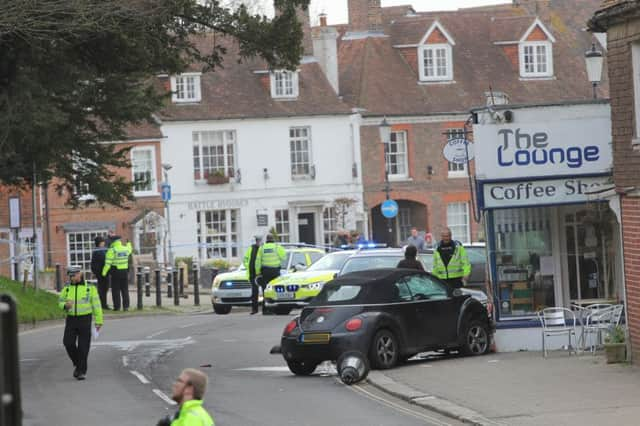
[
  {"xmin": 294, "ymin": 264, "xmax": 307, "ymax": 272},
  {"xmin": 452, "ymin": 288, "xmax": 463, "ymax": 297}
]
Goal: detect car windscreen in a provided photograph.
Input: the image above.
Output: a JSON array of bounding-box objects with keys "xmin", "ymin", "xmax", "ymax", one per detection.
[
  {"xmin": 307, "ymin": 252, "xmax": 352, "ymax": 271},
  {"xmin": 281, "ymin": 252, "xmax": 291, "ymax": 269},
  {"xmin": 340, "ymin": 255, "xmax": 403, "ymax": 275}
]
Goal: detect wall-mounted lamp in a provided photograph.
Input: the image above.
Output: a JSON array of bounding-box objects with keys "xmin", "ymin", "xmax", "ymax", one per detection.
[
  {"xmin": 427, "ymin": 165, "xmax": 434, "ymax": 176},
  {"xmin": 310, "ymin": 165, "xmax": 316, "ymax": 179},
  {"xmin": 235, "ymin": 168, "xmax": 242, "ymax": 184},
  {"xmin": 263, "ymin": 167, "xmax": 269, "ymax": 180}
]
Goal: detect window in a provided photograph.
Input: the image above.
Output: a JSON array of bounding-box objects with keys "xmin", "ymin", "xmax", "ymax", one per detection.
[
  {"xmin": 398, "ymin": 207, "xmax": 412, "ymax": 242},
  {"xmin": 519, "ymin": 42, "xmax": 553, "ymax": 78},
  {"xmin": 290, "ymin": 127, "xmax": 312, "ymax": 178},
  {"xmin": 323, "ymin": 207, "xmax": 337, "ymax": 246},
  {"xmin": 131, "ymin": 147, "xmax": 156, "ymax": 195},
  {"xmin": 271, "ymin": 70, "xmax": 299, "ymax": 98},
  {"xmin": 419, "ymin": 44, "xmax": 453, "ymax": 82},
  {"xmin": 193, "ymin": 130, "xmax": 236, "ymax": 180},
  {"xmin": 404, "ymin": 275, "xmax": 448, "ymax": 300},
  {"xmin": 171, "ymin": 73, "xmax": 201, "ymax": 103},
  {"xmin": 67, "ymin": 230, "xmax": 108, "ymax": 280},
  {"xmin": 291, "ymin": 252, "xmax": 307, "ymax": 268},
  {"xmin": 196, "ymin": 209, "xmax": 239, "ymax": 259},
  {"xmin": 385, "ymin": 131, "xmax": 408, "ymax": 178},
  {"xmin": 447, "ymin": 202, "xmax": 470, "ymax": 243},
  {"xmin": 275, "ymin": 209, "xmax": 290, "ymax": 243},
  {"xmin": 633, "ymin": 42, "xmax": 640, "ymax": 146},
  {"xmin": 446, "ymin": 128, "xmax": 468, "ymax": 177}
]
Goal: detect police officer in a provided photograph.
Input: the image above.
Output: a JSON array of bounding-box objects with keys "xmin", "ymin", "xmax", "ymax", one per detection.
[
  {"xmin": 431, "ymin": 228, "xmax": 471, "ymax": 289},
  {"xmin": 91, "ymin": 236, "xmax": 110, "ymax": 310},
  {"xmin": 58, "ymin": 265, "xmax": 103, "ymax": 380},
  {"xmin": 101, "ymin": 235, "xmax": 132, "ymax": 311},
  {"xmin": 157, "ymin": 368, "xmax": 215, "ymax": 426},
  {"xmin": 243, "ymin": 236, "xmax": 262, "ymax": 315},
  {"xmin": 257, "ymin": 234, "xmax": 286, "ymax": 313}
]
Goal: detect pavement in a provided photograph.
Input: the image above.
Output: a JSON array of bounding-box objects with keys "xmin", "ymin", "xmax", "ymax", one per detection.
[{"xmin": 366, "ymin": 349, "xmax": 640, "ymax": 426}]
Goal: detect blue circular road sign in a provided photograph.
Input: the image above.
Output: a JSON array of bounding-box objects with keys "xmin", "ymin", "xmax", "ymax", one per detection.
[{"xmin": 381, "ymin": 199, "xmax": 399, "ymax": 219}]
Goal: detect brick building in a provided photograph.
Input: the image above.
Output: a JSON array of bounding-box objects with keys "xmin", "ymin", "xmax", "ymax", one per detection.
[
  {"xmin": 589, "ymin": 0, "xmax": 640, "ymax": 361},
  {"xmin": 337, "ymin": 0, "xmax": 605, "ymax": 246}
]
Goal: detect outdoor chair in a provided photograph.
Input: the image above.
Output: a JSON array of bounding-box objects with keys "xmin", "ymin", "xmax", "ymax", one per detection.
[
  {"xmin": 537, "ymin": 307, "xmax": 578, "ymax": 358},
  {"xmin": 571, "ymin": 303, "xmax": 612, "ymax": 350},
  {"xmin": 583, "ymin": 304, "xmax": 624, "ymax": 353}
]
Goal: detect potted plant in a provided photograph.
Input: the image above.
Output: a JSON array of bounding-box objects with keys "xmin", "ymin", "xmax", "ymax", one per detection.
[
  {"xmin": 604, "ymin": 325, "xmax": 626, "ymax": 364},
  {"xmin": 207, "ymin": 170, "xmax": 229, "ymax": 185}
]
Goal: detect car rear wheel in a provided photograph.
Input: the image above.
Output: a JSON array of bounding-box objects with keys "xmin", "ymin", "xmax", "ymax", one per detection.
[
  {"xmin": 369, "ymin": 329, "xmax": 399, "ymax": 369},
  {"xmin": 460, "ymin": 319, "xmax": 490, "ymax": 356},
  {"xmin": 274, "ymin": 306, "xmax": 292, "ymax": 315},
  {"xmin": 213, "ymin": 304, "xmax": 231, "ymax": 315},
  {"xmin": 287, "ymin": 360, "xmax": 319, "ymax": 376}
]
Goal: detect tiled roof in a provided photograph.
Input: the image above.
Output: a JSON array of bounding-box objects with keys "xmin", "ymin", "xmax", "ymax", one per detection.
[
  {"xmin": 159, "ymin": 34, "xmax": 351, "ymax": 122},
  {"xmin": 123, "ymin": 121, "xmax": 163, "ymax": 140},
  {"xmin": 339, "ymin": 0, "xmax": 607, "ymax": 117}
]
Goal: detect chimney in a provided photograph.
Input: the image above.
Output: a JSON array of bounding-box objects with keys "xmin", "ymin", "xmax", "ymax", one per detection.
[
  {"xmin": 275, "ymin": 4, "xmax": 313, "ymax": 56},
  {"xmin": 348, "ymin": 0, "xmax": 382, "ymax": 33},
  {"xmin": 312, "ymin": 14, "xmax": 339, "ymax": 94}
]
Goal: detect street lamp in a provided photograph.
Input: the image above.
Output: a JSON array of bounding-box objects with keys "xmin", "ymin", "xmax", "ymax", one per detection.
[
  {"xmin": 162, "ymin": 163, "xmax": 174, "ymax": 267},
  {"xmin": 378, "ymin": 118, "xmax": 393, "ymax": 244},
  {"xmin": 585, "ymin": 43, "xmax": 603, "ymax": 99}
]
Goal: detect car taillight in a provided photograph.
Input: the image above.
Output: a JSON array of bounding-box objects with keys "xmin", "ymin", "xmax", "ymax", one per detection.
[
  {"xmin": 284, "ymin": 319, "xmax": 297, "ymax": 336},
  {"xmin": 345, "ymin": 318, "xmax": 362, "ymax": 332}
]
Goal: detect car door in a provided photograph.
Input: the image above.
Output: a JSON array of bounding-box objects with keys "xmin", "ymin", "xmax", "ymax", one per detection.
[
  {"xmin": 404, "ymin": 274, "xmax": 458, "ymax": 348},
  {"xmin": 389, "ymin": 279, "xmax": 421, "ymax": 353}
]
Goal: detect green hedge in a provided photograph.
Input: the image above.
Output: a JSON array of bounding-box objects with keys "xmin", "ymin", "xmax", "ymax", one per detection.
[{"xmin": 0, "ymin": 276, "xmax": 65, "ymax": 323}]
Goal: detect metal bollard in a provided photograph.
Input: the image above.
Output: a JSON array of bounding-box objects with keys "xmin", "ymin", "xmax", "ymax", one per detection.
[
  {"xmin": 166, "ymin": 267, "xmax": 173, "ymax": 298},
  {"xmin": 173, "ymin": 270, "xmax": 179, "ymax": 306},
  {"xmin": 179, "ymin": 267, "xmax": 186, "ymax": 298},
  {"xmin": 144, "ymin": 267, "xmax": 151, "ymax": 297},
  {"xmin": 136, "ymin": 272, "xmax": 143, "ymax": 310},
  {"xmin": 55, "ymin": 263, "xmax": 62, "ymax": 292},
  {"xmin": 155, "ymin": 269, "xmax": 161, "ymax": 307},
  {"xmin": 193, "ymin": 264, "xmax": 200, "ymax": 306}
]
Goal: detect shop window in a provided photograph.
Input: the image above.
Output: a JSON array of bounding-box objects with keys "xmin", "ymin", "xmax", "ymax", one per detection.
[
  {"xmin": 290, "ymin": 127, "xmax": 312, "ymax": 178},
  {"xmin": 493, "ymin": 207, "xmax": 554, "ymax": 318},
  {"xmin": 275, "ymin": 209, "xmax": 290, "ymax": 243},
  {"xmin": 447, "ymin": 202, "xmax": 470, "ymax": 243},
  {"xmin": 67, "ymin": 230, "xmax": 108, "ymax": 280},
  {"xmin": 131, "ymin": 146, "xmax": 157, "ymax": 195},
  {"xmin": 323, "ymin": 207, "xmax": 337, "ymax": 246},
  {"xmin": 385, "ymin": 131, "xmax": 408, "ymax": 179},
  {"xmin": 196, "ymin": 209, "xmax": 238, "ymax": 259},
  {"xmin": 193, "ymin": 130, "xmax": 236, "ymax": 181}
]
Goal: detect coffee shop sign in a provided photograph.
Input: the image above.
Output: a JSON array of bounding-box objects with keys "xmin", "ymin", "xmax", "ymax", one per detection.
[
  {"xmin": 443, "ymin": 138, "xmax": 475, "ymax": 165},
  {"xmin": 187, "ymin": 199, "xmax": 248, "ymax": 210}
]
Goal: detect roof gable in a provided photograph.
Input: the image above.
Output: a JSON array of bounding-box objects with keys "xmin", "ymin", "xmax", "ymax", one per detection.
[
  {"xmin": 520, "ymin": 18, "xmax": 556, "ymax": 43},
  {"xmin": 419, "ymin": 21, "xmax": 456, "ymax": 46}
]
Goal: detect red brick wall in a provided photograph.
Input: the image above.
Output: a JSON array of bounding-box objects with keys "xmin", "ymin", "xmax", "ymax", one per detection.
[
  {"xmin": 426, "ymin": 28, "xmax": 448, "ymax": 44},
  {"xmin": 502, "ymin": 45, "xmax": 519, "ymax": 70},
  {"xmin": 622, "ymin": 196, "xmax": 640, "ymax": 361},
  {"xmin": 398, "ymin": 47, "xmax": 419, "ymax": 76},
  {"xmin": 526, "ymin": 26, "xmax": 548, "ymax": 42},
  {"xmin": 348, "ymin": 0, "xmax": 381, "ymax": 32}
]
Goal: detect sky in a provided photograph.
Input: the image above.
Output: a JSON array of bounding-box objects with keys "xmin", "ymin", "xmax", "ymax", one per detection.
[{"xmin": 309, "ymin": 0, "xmax": 512, "ymax": 25}]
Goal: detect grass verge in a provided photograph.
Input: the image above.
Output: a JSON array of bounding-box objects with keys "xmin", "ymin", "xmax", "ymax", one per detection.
[{"xmin": 0, "ymin": 276, "xmax": 65, "ymax": 323}]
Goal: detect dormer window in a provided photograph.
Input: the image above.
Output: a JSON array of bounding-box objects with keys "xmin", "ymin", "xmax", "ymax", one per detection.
[
  {"xmin": 518, "ymin": 19, "xmax": 556, "ymax": 79},
  {"xmin": 271, "ymin": 70, "xmax": 299, "ymax": 98},
  {"xmin": 417, "ymin": 21, "xmax": 455, "ymax": 83},
  {"xmin": 171, "ymin": 73, "xmax": 201, "ymax": 103}
]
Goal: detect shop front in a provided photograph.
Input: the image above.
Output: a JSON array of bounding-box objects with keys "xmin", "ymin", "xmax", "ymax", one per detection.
[{"xmin": 473, "ymin": 101, "xmax": 623, "ymax": 350}]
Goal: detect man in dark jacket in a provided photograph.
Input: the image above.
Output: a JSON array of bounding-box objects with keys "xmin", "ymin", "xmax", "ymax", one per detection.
[
  {"xmin": 91, "ymin": 236, "xmax": 110, "ymax": 310},
  {"xmin": 397, "ymin": 245, "xmax": 424, "ymax": 270},
  {"xmin": 243, "ymin": 236, "xmax": 262, "ymax": 315}
]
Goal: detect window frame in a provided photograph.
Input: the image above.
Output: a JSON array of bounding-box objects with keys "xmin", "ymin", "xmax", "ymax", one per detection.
[
  {"xmin": 192, "ymin": 130, "xmax": 237, "ymax": 182},
  {"xmin": 323, "ymin": 207, "xmax": 338, "ymax": 246},
  {"xmin": 196, "ymin": 209, "xmax": 239, "ymax": 260},
  {"xmin": 385, "ymin": 130, "xmax": 409, "ymax": 179},
  {"xmin": 418, "ymin": 43, "xmax": 453, "ymax": 82},
  {"xmin": 270, "ymin": 70, "xmax": 299, "ymax": 99},
  {"xmin": 131, "ymin": 146, "xmax": 158, "ymax": 196},
  {"xmin": 447, "ymin": 202, "xmax": 470, "ymax": 243},
  {"xmin": 66, "ymin": 230, "xmax": 109, "ymax": 280},
  {"xmin": 519, "ymin": 41, "xmax": 553, "ymax": 78},
  {"xmin": 632, "ymin": 42, "xmax": 640, "ymax": 146},
  {"xmin": 275, "ymin": 209, "xmax": 291, "ymax": 243},
  {"xmin": 289, "ymin": 126, "xmax": 312, "ymax": 179},
  {"xmin": 171, "ymin": 73, "xmax": 202, "ymax": 103}
]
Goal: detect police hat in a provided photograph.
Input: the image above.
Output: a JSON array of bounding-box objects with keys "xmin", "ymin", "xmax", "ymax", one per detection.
[{"xmin": 66, "ymin": 265, "xmax": 82, "ymax": 275}]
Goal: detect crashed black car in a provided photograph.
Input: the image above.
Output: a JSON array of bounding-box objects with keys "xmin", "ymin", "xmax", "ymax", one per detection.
[{"xmin": 279, "ymin": 268, "xmax": 493, "ymax": 376}]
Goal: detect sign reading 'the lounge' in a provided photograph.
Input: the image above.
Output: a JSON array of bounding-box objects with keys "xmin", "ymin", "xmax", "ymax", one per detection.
[
  {"xmin": 474, "ymin": 115, "xmax": 612, "ymax": 180},
  {"xmin": 482, "ymin": 176, "xmax": 611, "ymax": 208}
]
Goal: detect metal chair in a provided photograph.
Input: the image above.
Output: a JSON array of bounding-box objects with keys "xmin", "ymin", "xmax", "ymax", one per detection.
[
  {"xmin": 582, "ymin": 304, "xmax": 623, "ymax": 353},
  {"xmin": 572, "ymin": 303, "xmax": 612, "ymax": 351},
  {"xmin": 537, "ymin": 307, "xmax": 578, "ymax": 358}
]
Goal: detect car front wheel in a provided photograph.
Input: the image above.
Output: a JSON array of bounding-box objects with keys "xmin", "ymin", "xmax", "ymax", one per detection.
[
  {"xmin": 369, "ymin": 329, "xmax": 399, "ymax": 369},
  {"xmin": 460, "ymin": 319, "xmax": 490, "ymax": 356},
  {"xmin": 274, "ymin": 306, "xmax": 292, "ymax": 315},
  {"xmin": 287, "ymin": 360, "xmax": 319, "ymax": 376},
  {"xmin": 213, "ymin": 304, "xmax": 232, "ymax": 315}
]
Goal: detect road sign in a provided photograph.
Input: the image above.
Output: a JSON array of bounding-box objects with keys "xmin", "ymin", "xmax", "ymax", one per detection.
[
  {"xmin": 381, "ymin": 199, "xmax": 398, "ymax": 219},
  {"xmin": 161, "ymin": 183, "xmax": 171, "ymax": 202}
]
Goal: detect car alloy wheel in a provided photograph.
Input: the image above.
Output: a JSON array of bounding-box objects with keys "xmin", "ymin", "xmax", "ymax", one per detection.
[
  {"xmin": 370, "ymin": 329, "xmax": 398, "ymax": 369},
  {"xmin": 462, "ymin": 320, "xmax": 489, "ymax": 355}
]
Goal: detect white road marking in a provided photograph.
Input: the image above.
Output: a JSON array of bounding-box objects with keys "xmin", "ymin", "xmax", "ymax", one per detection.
[
  {"xmin": 20, "ymin": 358, "xmax": 40, "ymax": 362},
  {"xmin": 93, "ymin": 336, "xmax": 194, "ymax": 351},
  {"xmin": 122, "ymin": 356, "xmax": 129, "ymax": 367},
  {"xmin": 487, "ymin": 359, "xmax": 500, "ymax": 363},
  {"xmin": 147, "ymin": 329, "xmax": 169, "ymax": 339},
  {"xmin": 179, "ymin": 323, "xmax": 196, "ymax": 329},
  {"xmin": 420, "ymin": 364, "xmax": 433, "ymax": 368},
  {"xmin": 235, "ymin": 366, "xmax": 291, "ymax": 372},
  {"xmin": 130, "ymin": 370, "xmax": 150, "ymax": 384},
  {"xmin": 153, "ymin": 389, "xmax": 177, "ymax": 406},
  {"xmin": 222, "ymin": 339, "xmax": 238, "ymax": 343}
]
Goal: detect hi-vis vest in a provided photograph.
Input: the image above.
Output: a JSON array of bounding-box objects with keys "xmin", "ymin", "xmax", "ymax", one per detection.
[
  {"xmin": 102, "ymin": 239, "xmax": 132, "ymax": 276},
  {"xmin": 58, "ymin": 281, "xmax": 103, "ymax": 325},
  {"xmin": 172, "ymin": 399, "xmax": 215, "ymax": 426},
  {"xmin": 432, "ymin": 242, "xmax": 471, "ymax": 281},
  {"xmin": 258, "ymin": 242, "xmax": 286, "ymax": 268}
]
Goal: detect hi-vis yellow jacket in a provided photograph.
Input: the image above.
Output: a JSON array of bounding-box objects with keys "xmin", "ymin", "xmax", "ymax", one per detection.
[{"xmin": 58, "ymin": 281, "xmax": 103, "ymax": 325}]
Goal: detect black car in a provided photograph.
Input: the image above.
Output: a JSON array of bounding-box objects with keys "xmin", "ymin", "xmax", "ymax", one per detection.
[{"xmin": 279, "ymin": 268, "xmax": 492, "ymax": 376}]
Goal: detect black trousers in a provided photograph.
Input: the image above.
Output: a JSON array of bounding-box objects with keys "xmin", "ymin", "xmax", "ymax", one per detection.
[
  {"xmin": 96, "ymin": 275, "xmax": 110, "ymax": 309},
  {"xmin": 261, "ymin": 266, "xmax": 281, "ymax": 286},
  {"xmin": 111, "ymin": 269, "xmax": 130, "ymax": 311},
  {"xmin": 250, "ymin": 274, "xmax": 259, "ymax": 312},
  {"xmin": 63, "ymin": 315, "xmax": 92, "ymax": 374}
]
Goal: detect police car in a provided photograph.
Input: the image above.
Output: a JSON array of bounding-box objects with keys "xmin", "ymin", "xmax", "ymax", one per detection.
[{"xmin": 211, "ymin": 246, "xmax": 324, "ymax": 315}]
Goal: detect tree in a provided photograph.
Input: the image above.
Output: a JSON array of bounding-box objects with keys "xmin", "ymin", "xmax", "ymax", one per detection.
[{"xmin": 0, "ymin": 0, "xmax": 309, "ymax": 207}]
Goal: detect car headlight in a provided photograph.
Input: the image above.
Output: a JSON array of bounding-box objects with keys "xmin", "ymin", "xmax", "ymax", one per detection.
[
  {"xmin": 212, "ymin": 277, "xmax": 221, "ymax": 289},
  {"xmin": 265, "ymin": 284, "xmax": 273, "ymax": 291},
  {"xmin": 307, "ymin": 282, "xmax": 325, "ymax": 291}
]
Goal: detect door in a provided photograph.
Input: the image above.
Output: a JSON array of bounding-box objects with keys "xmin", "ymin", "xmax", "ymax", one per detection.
[{"xmin": 298, "ymin": 213, "xmax": 315, "ymax": 245}]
